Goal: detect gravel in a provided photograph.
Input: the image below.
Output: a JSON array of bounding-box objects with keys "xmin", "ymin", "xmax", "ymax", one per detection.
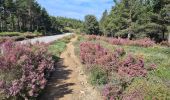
[{"xmin": 20, "ymin": 33, "xmax": 74, "ymax": 44}]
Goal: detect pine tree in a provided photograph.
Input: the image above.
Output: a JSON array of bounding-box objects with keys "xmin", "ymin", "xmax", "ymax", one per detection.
[
  {"xmin": 84, "ymin": 15, "xmax": 100, "ymax": 35},
  {"xmin": 100, "ymin": 0, "xmax": 170, "ymax": 42},
  {"xmin": 100, "ymin": 10, "xmax": 108, "ymax": 36}
]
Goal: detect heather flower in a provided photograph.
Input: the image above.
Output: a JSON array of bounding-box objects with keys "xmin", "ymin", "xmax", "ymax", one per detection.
[
  {"xmin": 87, "ymin": 35, "xmax": 155, "ymax": 47},
  {"xmin": 0, "ymin": 80, "xmax": 5, "ymax": 88},
  {"xmin": 118, "ymin": 55, "xmax": 147, "ymax": 77},
  {"xmin": 147, "ymin": 64, "xmax": 157, "ymax": 71},
  {"xmin": 0, "ymin": 41, "xmax": 54, "ymax": 99},
  {"xmin": 9, "ymin": 80, "xmax": 22, "ymax": 96},
  {"xmin": 102, "ymin": 84, "xmax": 122, "ymax": 100}
]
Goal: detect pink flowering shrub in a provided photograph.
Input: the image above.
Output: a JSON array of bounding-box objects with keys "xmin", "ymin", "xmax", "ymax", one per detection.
[
  {"xmin": 80, "ymin": 42, "xmax": 126, "ymax": 72},
  {"xmin": 133, "ymin": 38, "xmax": 155, "ymax": 47},
  {"xmin": 102, "ymin": 84, "xmax": 122, "ymax": 100},
  {"xmin": 80, "ymin": 42, "xmax": 149, "ymax": 77},
  {"xmin": 106, "ymin": 38, "xmax": 155, "ymax": 47},
  {"xmin": 118, "ymin": 55, "xmax": 147, "ymax": 77},
  {"xmin": 86, "ymin": 35, "xmax": 155, "ymax": 47},
  {"xmin": 0, "ymin": 40, "xmax": 54, "ymax": 99},
  {"xmin": 79, "ymin": 41, "xmax": 158, "ymax": 99},
  {"xmin": 80, "ymin": 42, "xmax": 109, "ymax": 65},
  {"xmin": 106, "ymin": 37, "xmax": 130, "ymax": 45}
]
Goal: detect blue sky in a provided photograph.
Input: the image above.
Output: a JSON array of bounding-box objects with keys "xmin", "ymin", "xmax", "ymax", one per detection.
[{"xmin": 36, "ymin": 0, "xmax": 114, "ymax": 20}]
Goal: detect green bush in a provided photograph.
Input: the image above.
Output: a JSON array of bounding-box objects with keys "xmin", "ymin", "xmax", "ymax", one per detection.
[
  {"xmin": 33, "ymin": 30, "xmax": 42, "ymax": 36},
  {"xmin": 89, "ymin": 66, "xmax": 107, "ymax": 85},
  {"xmin": 49, "ymin": 35, "xmax": 73, "ymax": 56},
  {"xmin": 49, "ymin": 41, "xmax": 67, "ymax": 56},
  {"xmin": 0, "ymin": 32, "xmax": 20, "ymax": 37}
]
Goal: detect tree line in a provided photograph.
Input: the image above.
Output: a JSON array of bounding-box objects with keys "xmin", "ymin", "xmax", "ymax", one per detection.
[
  {"xmin": 84, "ymin": 0, "xmax": 170, "ymax": 42},
  {"xmin": 0, "ymin": 0, "xmax": 83, "ymax": 35}
]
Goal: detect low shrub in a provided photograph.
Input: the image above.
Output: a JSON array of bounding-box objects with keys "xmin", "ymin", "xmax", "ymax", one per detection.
[
  {"xmin": 107, "ymin": 38, "xmax": 155, "ymax": 47},
  {"xmin": 80, "ymin": 42, "xmax": 110, "ymax": 65},
  {"xmin": 86, "ymin": 35, "xmax": 155, "ymax": 47},
  {"xmin": 122, "ymin": 78, "xmax": 170, "ymax": 100},
  {"xmin": 79, "ymin": 41, "xmax": 161, "ymax": 99},
  {"xmin": 89, "ymin": 66, "xmax": 107, "ymax": 85},
  {"xmin": 118, "ymin": 55, "xmax": 148, "ymax": 77},
  {"xmin": 0, "ymin": 32, "xmax": 20, "ymax": 37},
  {"xmin": 49, "ymin": 40, "xmax": 67, "ymax": 56},
  {"xmin": 160, "ymin": 41, "xmax": 170, "ymax": 47},
  {"xmin": 80, "ymin": 42, "xmax": 152, "ymax": 77},
  {"xmin": 133, "ymin": 38, "xmax": 156, "ymax": 47},
  {"xmin": 102, "ymin": 84, "xmax": 122, "ymax": 100},
  {"xmin": 0, "ymin": 40, "xmax": 54, "ymax": 99}
]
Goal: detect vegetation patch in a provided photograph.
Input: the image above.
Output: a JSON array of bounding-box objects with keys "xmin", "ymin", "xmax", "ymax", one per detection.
[
  {"xmin": 75, "ymin": 34, "xmax": 170, "ymax": 99},
  {"xmin": 0, "ymin": 40, "xmax": 54, "ymax": 99},
  {"xmin": 49, "ymin": 35, "xmax": 74, "ymax": 56},
  {"xmin": 0, "ymin": 32, "xmax": 42, "ymax": 43}
]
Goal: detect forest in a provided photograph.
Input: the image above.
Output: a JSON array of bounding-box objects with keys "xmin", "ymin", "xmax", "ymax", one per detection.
[
  {"xmin": 0, "ymin": 0, "xmax": 82, "ymax": 35},
  {"xmin": 84, "ymin": 0, "xmax": 170, "ymax": 43}
]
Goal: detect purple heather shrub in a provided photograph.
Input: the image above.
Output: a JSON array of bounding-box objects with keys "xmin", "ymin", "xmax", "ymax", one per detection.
[
  {"xmin": 82, "ymin": 35, "xmax": 158, "ymax": 100},
  {"xmin": 0, "ymin": 40, "xmax": 54, "ymax": 99},
  {"xmin": 80, "ymin": 42, "xmax": 156, "ymax": 77},
  {"xmin": 80, "ymin": 42, "xmax": 127, "ymax": 72},
  {"xmin": 80, "ymin": 42, "xmax": 109, "ymax": 65},
  {"xmin": 133, "ymin": 38, "xmax": 155, "ymax": 47},
  {"xmin": 86, "ymin": 35, "xmax": 155, "ymax": 47},
  {"xmin": 107, "ymin": 37, "xmax": 155, "ymax": 47},
  {"xmin": 118, "ymin": 55, "xmax": 147, "ymax": 77},
  {"xmin": 102, "ymin": 84, "xmax": 122, "ymax": 100}
]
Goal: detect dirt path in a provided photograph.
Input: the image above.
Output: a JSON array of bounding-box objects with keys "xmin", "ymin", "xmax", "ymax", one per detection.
[{"xmin": 39, "ymin": 36, "xmax": 102, "ymax": 100}]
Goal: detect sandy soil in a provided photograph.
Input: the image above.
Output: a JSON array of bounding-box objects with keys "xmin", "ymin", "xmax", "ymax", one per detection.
[{"xmin": 38, "ymin": 36, "xmax": 102, "ymax": 100}]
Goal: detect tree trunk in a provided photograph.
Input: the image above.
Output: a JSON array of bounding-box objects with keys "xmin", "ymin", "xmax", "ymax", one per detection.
[
  {"xmin": 168, "ymin": 33, "xmax": 170, "ymax": 44},
  {"xmin": 0, "ymin": 15, "xmax": 2, "ymax": 31},
  {"xmin": 128, "ymin": 33, "xmax": 131, "ymax": 40},
  {"xmin": 168, "ymin": 26, "xmax": 170, "ymax": 43}
]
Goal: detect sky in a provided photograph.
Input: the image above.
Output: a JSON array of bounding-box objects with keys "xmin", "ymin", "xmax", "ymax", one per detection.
[{"xmin": 36, "ymin": 0, "xmax": 114, "ymax": 20}]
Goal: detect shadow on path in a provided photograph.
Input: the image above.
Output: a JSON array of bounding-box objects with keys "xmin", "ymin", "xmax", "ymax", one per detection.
[{"xmin": 38, "ymin": 57, "xmax": 75, "ymax": 100}]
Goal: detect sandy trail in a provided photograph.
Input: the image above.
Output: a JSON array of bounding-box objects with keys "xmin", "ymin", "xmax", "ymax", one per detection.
[{"xmin": 39, "ymin": 36, "xmax": 102, "ymax": 100}]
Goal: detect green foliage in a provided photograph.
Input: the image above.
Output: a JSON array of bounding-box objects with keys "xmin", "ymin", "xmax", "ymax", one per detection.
[
  {"xmin": 55, "ymin": 17, "xmax": 83, "ymax": 30},
  {"xmin": 100, "ymin": 10, "xmax": 108, "ymax": 35},
  {"xmin": 49, "ymin": 41, "xmax": 67, "ymax": 56},
  {"xmin": 49, "ymin": 35, "xmax": 73, "ymax": 56},
  {"xmin": 89, "ymin": 66, "xmax": 107, "ymax": 85},
  {"xmin": 123, "ymin": 77, "xmax": 170, "ymax": 99},
  {"xmin": 100, "ymin": 0, "xmax": 170, "ymax": 42},
  {"xmin": 33, "ymin": 30, "xmax": 42, "ymax": 35},
  {"xmin": 0, "ymin": 0, "xmax": 53, "ymax": 34},
  {"xmin": 0, "ymin": 0, "xmax": 83, "ymax": 35},
  {"xmin": 73, "ymin": 35, "xmax": 85, "ymax": 56},
  {"xmin": 84, "ymin": 15, "xmax": 100, "ymax": 35},
  {"xmin": 0, "ymin": 32, "xmax": 20, "ymax": 36}
]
